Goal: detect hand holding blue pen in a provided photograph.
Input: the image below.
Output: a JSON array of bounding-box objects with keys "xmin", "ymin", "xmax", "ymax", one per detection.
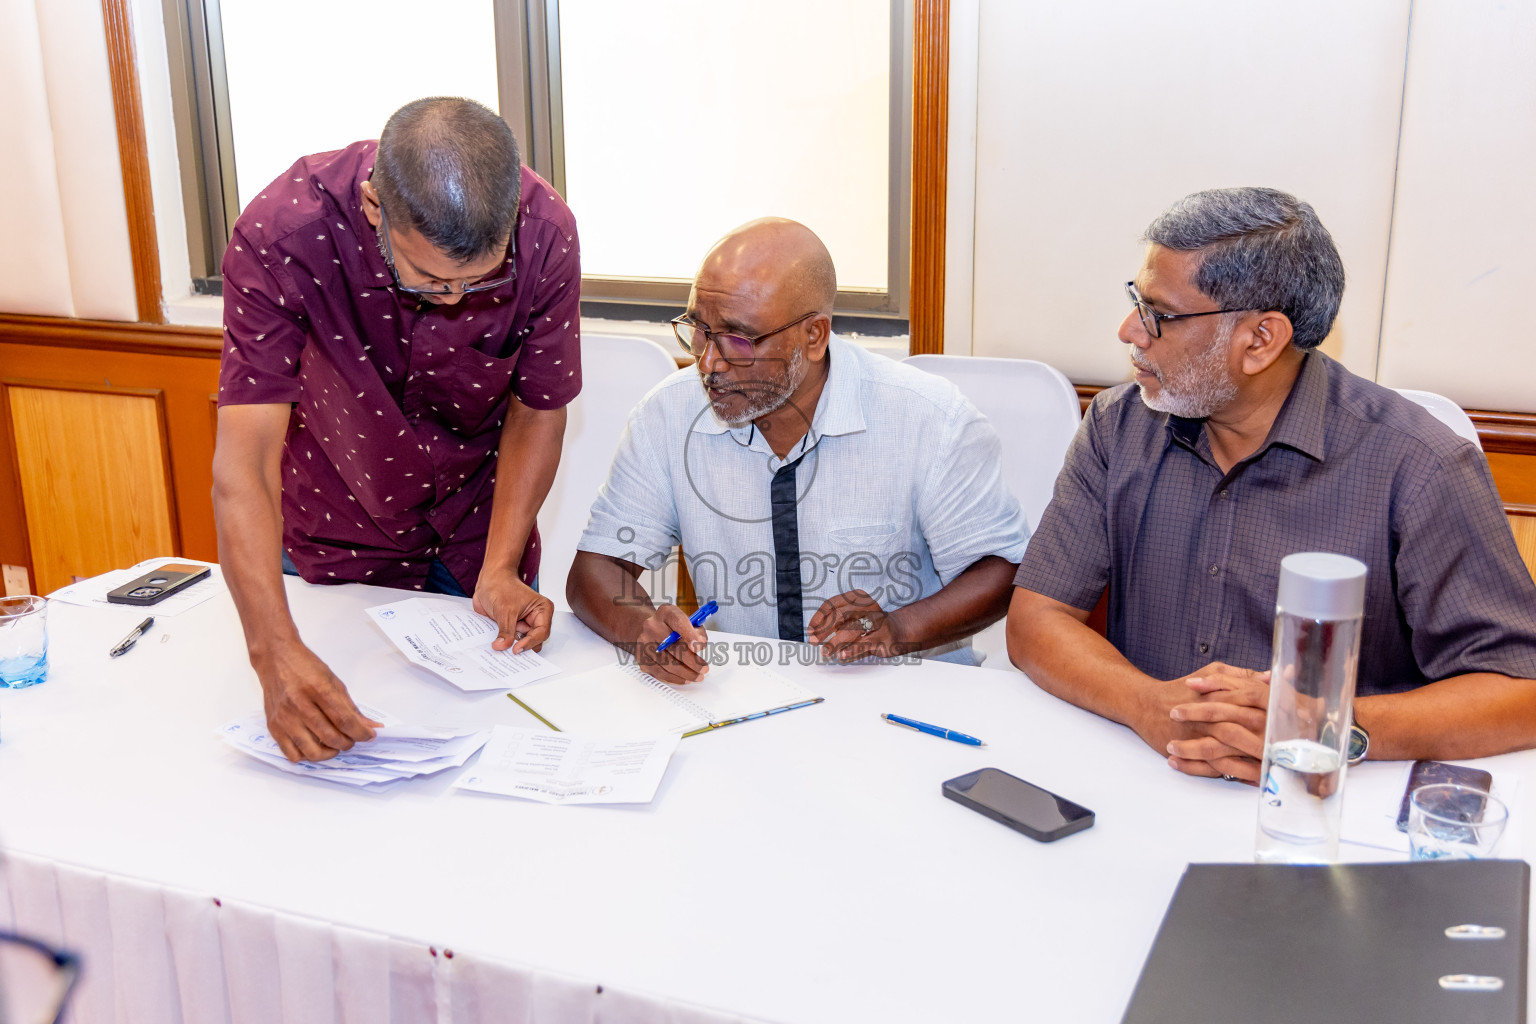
[{"xmin": 655, "ymin": 600, "xmax": 718, "ymax": 654}]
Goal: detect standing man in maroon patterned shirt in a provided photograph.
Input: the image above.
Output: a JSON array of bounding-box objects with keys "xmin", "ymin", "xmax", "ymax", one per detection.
[{"xmin": 213, "ymin": 97, "xmax": 580, "ymax": 762}]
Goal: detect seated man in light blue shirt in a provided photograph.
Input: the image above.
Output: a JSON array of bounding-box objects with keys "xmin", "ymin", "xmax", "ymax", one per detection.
[{"xmin": 568, "ymin": 218, "xmax": 1029, "ymax": 683}]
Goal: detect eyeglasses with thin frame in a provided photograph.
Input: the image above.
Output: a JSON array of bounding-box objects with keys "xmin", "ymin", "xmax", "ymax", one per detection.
[
  {"xmin": 1125, "ymin": 281, "xmax": 1252, "ymax": 338},
  {"xmin": 377, "ymin": 206, "xmax": 517, "ymax": 297},
  {"xmin": 671, "ymin": 310, "xmax": 821, "ymax": 366},
  {"xmin": 0, "ymin": 931, "xmax": 80, "ymax": 1024}
]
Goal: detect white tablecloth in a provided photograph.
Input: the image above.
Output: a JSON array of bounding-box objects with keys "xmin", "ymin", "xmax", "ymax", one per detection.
[{"xmin": 2, "ymin": 577, "xmax": 1533, "ymax": 1023}]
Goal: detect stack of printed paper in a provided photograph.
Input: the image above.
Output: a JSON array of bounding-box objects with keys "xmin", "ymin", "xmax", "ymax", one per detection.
[
  {"xmin": 365, "ymin": 597, "xmax": 561, "ymax": 691},
  {"xmin": 455, "ymin": 726, "xmax": 681, "ymax": 805},
  {"xmin": 219, "ymin": 706, "xmax": 490, "ymax": 787}
]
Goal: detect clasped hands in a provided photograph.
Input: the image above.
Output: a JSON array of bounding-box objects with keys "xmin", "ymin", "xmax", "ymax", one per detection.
[
  {"xmin": 1150, "ymin": 661, "xmax": 1272, "ymax": 784},
  {"xmin": 633, "ymin": 588, "xmax": 910, "ymax": 685}
]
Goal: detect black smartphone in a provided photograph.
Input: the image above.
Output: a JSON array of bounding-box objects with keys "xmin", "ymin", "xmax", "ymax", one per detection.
[
  {"xmin": 1395, "ymin": 759, "xmax": 1494, "ymax": 831},
  {"xmin": 106, "ymin": 563, "xmax": 212, "ymax": 606},
  {"xmin": 942, "ymin": 768, "xmax": 1095, "ymax": 843}
]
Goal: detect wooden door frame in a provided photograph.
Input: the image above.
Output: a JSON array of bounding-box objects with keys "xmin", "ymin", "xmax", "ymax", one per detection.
[{"xmin": 909, "ymin": 0, "xmax": 950, "ymax": 355}]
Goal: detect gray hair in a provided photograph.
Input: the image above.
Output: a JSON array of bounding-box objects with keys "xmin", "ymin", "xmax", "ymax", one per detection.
[
  {"xmin": 1143, "ymin": 187, "xmax": 1345, "ymax": 350},
  {"xmin": 374, "ymin": 97, "xmax": 521, "ymax": 263}
]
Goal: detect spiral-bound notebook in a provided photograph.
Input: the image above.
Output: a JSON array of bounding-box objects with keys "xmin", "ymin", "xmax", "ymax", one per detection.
[{"xmin": 507, "ymin": 659, "xmax": 823, "ymax": 737}]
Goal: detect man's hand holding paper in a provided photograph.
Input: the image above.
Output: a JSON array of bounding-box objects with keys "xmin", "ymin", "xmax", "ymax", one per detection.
[
  {"xmin": 472, "ymin": 572, "xmax": 554, "ymax": 654},
  {"xmin": 255, "ymin": 641, "xmax": 381, "ymax": 763},
  {"xmin": 367, "ymin": 597, "xmax": 561, "ymax": 691}
]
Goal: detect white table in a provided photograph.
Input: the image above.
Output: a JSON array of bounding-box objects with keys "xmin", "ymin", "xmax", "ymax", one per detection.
[{"xmin": 3, "ymin": 577, "xmax": 1533, "ymax": 1023}]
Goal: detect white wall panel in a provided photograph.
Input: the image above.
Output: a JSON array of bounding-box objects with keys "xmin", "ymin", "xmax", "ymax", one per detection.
[
  {"xmin": 34, "ymin": 0, "xmax": 138, "ymax": 322},
  {"xmin": 1377, "ymin": 0, "xmax": 1536, "ymax": 414},
  {"xmin": 969, "ymin": 0, "xmax": 1410, "ymax": 385},
  {"xmin": 0, "ymin": 0, "xmax": 76, "ymax": 318},
  {"xmin": 943, "ymin": 0, "xmax": 980, "ymax": 356}
]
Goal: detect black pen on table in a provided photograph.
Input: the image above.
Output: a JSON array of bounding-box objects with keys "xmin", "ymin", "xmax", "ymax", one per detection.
[{"xmin": 109, "ymin": 617, "xmax": 154, "ymax": 658}]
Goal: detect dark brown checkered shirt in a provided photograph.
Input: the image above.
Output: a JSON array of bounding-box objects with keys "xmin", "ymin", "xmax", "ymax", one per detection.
[{"xmin": 1014, "ymin": 351, "xmax": 1536, "ymax": 696}]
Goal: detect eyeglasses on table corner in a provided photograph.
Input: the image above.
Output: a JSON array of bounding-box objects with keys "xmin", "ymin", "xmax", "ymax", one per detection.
[{"xmin": 0, "ymin": 931, "xmax": 80, "ymax": 1024}]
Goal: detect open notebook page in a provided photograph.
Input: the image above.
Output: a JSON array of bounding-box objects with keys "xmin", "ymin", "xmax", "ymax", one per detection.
[{"xmin": 510, "ymin": 659, "xmax": 819, "ymax": 736}]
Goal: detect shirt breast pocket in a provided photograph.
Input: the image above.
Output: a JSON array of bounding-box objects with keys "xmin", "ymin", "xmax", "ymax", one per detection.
[
  {"xmin": 448, "ymin": 346, "xmax": 519, "ymax": 436},
  {"xmin": 823, "ymin": 524, "xmax": 919, "ymax": 602},
  {"xmin": 828, "ymin": 523, "xmax": 901, "ymax": 546}
]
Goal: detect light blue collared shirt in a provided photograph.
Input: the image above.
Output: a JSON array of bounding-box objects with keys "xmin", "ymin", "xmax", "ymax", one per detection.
[{"xmin": 577, "ymin": 336, "xmax": 1031, "ymax": 663}]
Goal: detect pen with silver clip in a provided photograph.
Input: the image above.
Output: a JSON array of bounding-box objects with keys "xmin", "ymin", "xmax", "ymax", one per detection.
[
  {"xmin": 109, "ymin": 617, "xmax": 154, "ymax": 658},
  {"xmin": 881, "ymin": 712, "xmax": 985, "ymax": 746}
]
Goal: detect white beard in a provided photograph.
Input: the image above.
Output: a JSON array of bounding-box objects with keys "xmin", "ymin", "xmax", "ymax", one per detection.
[
  {"xmin": 706, "ymin": 346, "xmax": 808, "ymax": 427},
  {"xmin": 1133, "ymin": 317, "xmax": 1239, "ymax": 419}
]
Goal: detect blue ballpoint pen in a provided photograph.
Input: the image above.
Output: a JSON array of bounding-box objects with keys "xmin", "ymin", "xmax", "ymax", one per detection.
[
  {"xmin": 655, "ymin": 600, "xmax": 719, "ymax": 653},
  {"xmin": 881, "ymin": 712, "xmax": 985, "ymax": 746}
]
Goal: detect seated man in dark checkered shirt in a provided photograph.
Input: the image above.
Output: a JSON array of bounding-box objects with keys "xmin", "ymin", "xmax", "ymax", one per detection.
[{"xmin": 1007, "ymin": 187, "xmax": 1536, "ymax": 784}]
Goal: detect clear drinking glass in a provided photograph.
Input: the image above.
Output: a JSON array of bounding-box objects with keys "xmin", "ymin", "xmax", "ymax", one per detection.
[
  {"xmin": 1408, "ymin": 784, "xmax": 1509, "ymax": 861},
  {"xmin": 0, "ymin": 596, "xmax": 48, "ymax": 688},
  {"xmin": 1255, "ymin": 553, "xmax": 1368, "ymax": 864}
]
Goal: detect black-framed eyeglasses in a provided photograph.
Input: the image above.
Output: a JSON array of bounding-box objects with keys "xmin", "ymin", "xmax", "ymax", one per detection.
[
  {"xmin": 376, "ymin": 206, "xmax": 517, "ymax": 297},
  {"xmin": 0, "ymin": 931, "xmax": 80, "ymax": 1024},
  {"xmin": 1126, "ymin": 281, "xmax": 1251, "ymax": 338},
  {"xmin": 670, "ymin": 310, "xmax": 821, "ymax": 366}
]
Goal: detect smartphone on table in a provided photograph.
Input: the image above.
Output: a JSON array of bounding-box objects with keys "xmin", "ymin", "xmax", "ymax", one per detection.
[
  {"xmin": 942, "ymin": 767, "xmax": 1095, "ymax": 842},
  {"xmin": 106, "ymin": 563, "xmax": 212, "ymax": 606},
  {"xmin": 1395, "ymin": 759, "xmax": 1494, "ymax": 832}
]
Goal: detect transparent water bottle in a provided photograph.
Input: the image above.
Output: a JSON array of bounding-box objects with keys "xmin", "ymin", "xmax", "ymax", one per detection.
[{"xmin": 1254, "ymin": 552, "xmax": 1367, "ymax": 864}]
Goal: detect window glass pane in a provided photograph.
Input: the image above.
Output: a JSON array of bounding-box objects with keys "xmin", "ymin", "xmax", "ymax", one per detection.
[
  {"xmin": 219, "ymin": 0, "xmax": 500, "ymax": 214},
  {"xmin": 558, "ymin": 0, "xmax": 891, "ymax": 290}
]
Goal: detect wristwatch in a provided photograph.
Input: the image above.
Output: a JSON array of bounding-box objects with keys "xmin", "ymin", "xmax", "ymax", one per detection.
[{"xmin": 1347, "ymin": 721, "xmax": 1370, "ymax": 766}]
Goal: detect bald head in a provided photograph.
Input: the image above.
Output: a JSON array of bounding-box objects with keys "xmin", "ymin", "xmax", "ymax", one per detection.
[
  {"xmin": 696, "ymin": 218, "xmax": 837, "ymax": 322},
  {"xmin": 685, "ymin": 218, "xmax": 838, "ymax": 430}
]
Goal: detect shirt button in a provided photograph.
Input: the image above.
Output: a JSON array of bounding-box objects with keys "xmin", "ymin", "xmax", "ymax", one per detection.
[
  {"xmin": 1198, "ymin": 642, "xmax": 1210, "ymax": 654},
  {"xmin": 428, "ymin": 509, "xmax": 438, "ymax": 518},
  {"xmin": 1220, "ymin": 489, "xmax": 1230, "ymax": 499},
  {"xmin": 1208, "ymin": 564, "xmax": 1219, "ymax": 576}
]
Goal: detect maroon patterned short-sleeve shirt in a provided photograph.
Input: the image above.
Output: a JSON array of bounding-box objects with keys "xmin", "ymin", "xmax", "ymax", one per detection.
[{"xmin": 218, "ymin": 141, "xmax": 581, "ymax": 593}]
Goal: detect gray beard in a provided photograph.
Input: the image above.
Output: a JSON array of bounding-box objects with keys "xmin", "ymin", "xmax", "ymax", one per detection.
[
  {"xmin": 705, "ymin": 346, "xmax": 807, "ymax": 428},
  {"xmin": 1134, "ymin": 318, "xmax": 1239, "ymax": 419}
]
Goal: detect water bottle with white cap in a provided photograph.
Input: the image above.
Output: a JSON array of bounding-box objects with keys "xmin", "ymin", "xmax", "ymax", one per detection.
[{"xmin": 1254, "ymin": 552, "xmax": 1368, "ymax": 864}]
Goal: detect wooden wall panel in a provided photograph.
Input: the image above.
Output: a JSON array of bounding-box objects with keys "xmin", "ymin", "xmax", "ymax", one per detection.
[
  {"xmin": 0, "ymin": 321, "xmax": 221, "ymax": 591},
  {"xmin": 1487, "ymin": 453, "xmax": 1536, "ymax": 507},
  {"xmin": 1508, "ymin": 506, "xmax": 1536, "ymax": 582},
  {"xmin": 6, "ymin": 385, "xmax": 176, "ymax": 594}
]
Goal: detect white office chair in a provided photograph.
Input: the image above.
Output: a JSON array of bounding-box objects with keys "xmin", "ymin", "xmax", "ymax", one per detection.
[
  {"xmin": 538, "ymin": 334, "xmax": 679, "ymax": 610},
  {"xmin": 902, "ymin": 354, "xmax": 1082, "ymax": 666},
  {"xmin": 1395, "ymin": 389, "xmax": 1483, "ymax": 450}
]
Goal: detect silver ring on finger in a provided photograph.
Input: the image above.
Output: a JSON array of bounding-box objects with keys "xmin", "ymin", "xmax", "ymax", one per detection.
[
  {"xmin": 857, "ymin": 615, "xmax": 874, "ymax": 635},
  {"xmin": 1221, "ymin": 774, "xmax": 1237, "ymax": 782}
]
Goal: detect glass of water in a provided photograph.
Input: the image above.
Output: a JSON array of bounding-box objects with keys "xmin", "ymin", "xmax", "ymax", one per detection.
[
  {"xmin": 0, "ymin": 596, "xmax": 48, "ymax": 688},
  {"xmin": 1408, "ymin": 784, "xmax": 1508, "ymax": 860}
]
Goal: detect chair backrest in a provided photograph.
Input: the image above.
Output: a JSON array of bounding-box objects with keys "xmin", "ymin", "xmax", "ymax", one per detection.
[
  {"xmin": 538, "ymin": 334, "xmax": 679, "ymax": 608},
  {"xmin": 1395, "ymin": 389, "xmax": 1483, "ymax": 450},
  {"xmin": 902, "ymin": 354, "xmax": 1081, "ymax": 532}
]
